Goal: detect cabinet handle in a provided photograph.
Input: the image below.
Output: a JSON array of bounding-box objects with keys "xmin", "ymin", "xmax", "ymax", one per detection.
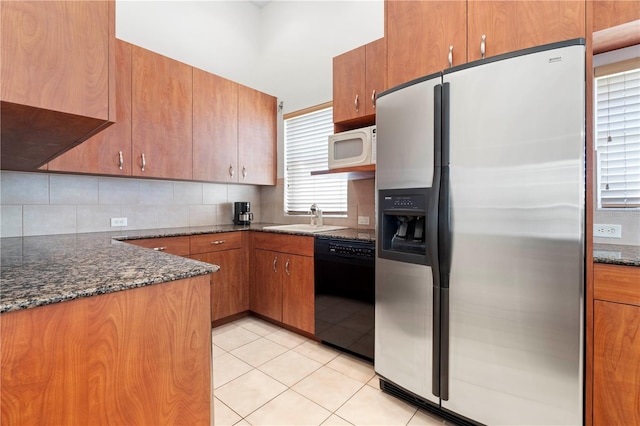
[
  {"xmin": 272, "ymin": 256, "xmax": 278, "ymax": 273},
  {"xmin": 354, "ymin": 94, "xmax": 359, "ymax": 112},
  {"xmin": 141, "ymin": 153, "xmax": 146, "ymax": 172},
  {"xmin": 480, "ymin": 34, "xmax": 486, "ymax": 59},
  {"xmin": 118, "ymin": 151, "xmax": 124, "ymax": 170},
  {"xmin": 153, "ymin": 246, "xmax": 167, "ymax": 251},
  {"xmin": 229, "ymin": 164, "xmax": 234, "ymax": 178},
  {"xmin": 285, "ymin": 259, "xmax": 290, "ymax": 276},
  {"xmin": 242, "ymin": 166, "xmax": 247, "ymax": 179},
  {"xmin": 448, "ymin": 45, "xmax": 453, "ymax": 68},
  {"xmin": 210, "ymin": 240, "xmax": 225, "ymax": 245},
  {"xmin": 371, "ymin": 90, "xmax": 376, "ymax": 109}
]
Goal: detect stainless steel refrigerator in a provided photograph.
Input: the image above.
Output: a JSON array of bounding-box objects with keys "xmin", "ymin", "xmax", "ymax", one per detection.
[{"xmin": 374, "ymin": 40, "xmax": 585, "ymax": 425}]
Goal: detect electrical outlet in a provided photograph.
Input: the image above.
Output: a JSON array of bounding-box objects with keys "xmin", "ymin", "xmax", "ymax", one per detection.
[
  {"xmin": 358, "ymin": 216, "xmax": 370, "ymax": 225},
  {"xmin": 593, "ymin": 223, "xmax": 621, "ymax": 238},
  {"xmin": 111, "ymin": 217, "xmax": 128, "ymax": 227}
]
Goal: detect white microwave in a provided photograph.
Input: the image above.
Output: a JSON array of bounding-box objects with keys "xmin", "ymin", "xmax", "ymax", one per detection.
[{"xmin": 328, "ymin": 125, "xmax": 376, "ymax": 169}]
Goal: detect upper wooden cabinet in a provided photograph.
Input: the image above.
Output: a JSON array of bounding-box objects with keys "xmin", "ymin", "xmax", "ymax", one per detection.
[
  {"xmin": 238, "ymin": 85, "xmax": 277, "ymax": 185},
  {"xmin": 1, "ymin": 0, "xmax": 115, "ymax": 171},
  {"xmin": 131, "ymin": 45, "xmax": 193, "ymax": 180},
  {"xmin": 593, "ymin": 0, "xmax": 640, "ymax": 32},
  {"xmin": 333, "ymin": 38, "xmax": 387, "ymax": 125},
  {"xmin": 47, "ymin": 39, "xmax": 132, "ymax": 175},
  {"xmin": 466, "ymin": 1, "xmax": 585, "ymax": 62},
  {"xmin": 385, "ymin": 0, "xmax": 585, "ymax": 86},
  {"xmin": 193, "ymin": 69, "xmax": 239, "ymax": 183},
  {"xmin": 386, "ymin": 1, "xmax": 467, "ymax": 88}
]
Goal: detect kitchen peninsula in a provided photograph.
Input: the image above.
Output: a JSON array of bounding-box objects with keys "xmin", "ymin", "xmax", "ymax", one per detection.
[{"xmin": 0, "ymin": 232, "xmax": 217, "ymax": 425}]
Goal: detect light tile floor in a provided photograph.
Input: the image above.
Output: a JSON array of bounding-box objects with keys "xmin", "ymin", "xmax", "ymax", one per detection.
[{"xmin": 212, "ymin": 316, "xmax": 448, "ymax": 426}]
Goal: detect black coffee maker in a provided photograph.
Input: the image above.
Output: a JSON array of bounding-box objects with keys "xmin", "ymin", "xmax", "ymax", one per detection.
[{"xmin": 233, "ymin": 201, "xmax": 253, "ymax": 225}]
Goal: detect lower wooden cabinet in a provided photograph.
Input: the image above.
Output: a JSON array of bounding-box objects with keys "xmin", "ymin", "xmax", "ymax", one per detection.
[
  {"xmin": 251, "ymin": 233, "xmax": 314, "ymax": 334},
  {"xmin": 1, "ymin": 275, "xmax": 211, "ymax": 425},
  {"xmin": 125, "ymin": 231, "xmax": 315, "ymax": 333},
  {"xmin": 592, "ymin": 263, "xmax": 640, "ymax": 425},
  {"xmin": 189, "ymin": 232, "xmax": 248, "ymax": 322}
]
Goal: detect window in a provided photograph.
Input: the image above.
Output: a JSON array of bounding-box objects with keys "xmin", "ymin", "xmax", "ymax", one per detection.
[
  {"xmin": 284, "ymin": 105, "xmax": 348, "ymax": 215},
  {"xmin": 595, "ymin": 57, "xmax": 640, "ymax": 208}
]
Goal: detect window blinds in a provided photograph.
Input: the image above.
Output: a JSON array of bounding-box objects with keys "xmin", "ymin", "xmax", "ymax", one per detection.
[
  {"xmin": 596, "ymin": 67, "xmax": 640, "ymax": 208},
  {"xmin": 284, "ymin": 107, "xmax": 348, "ymax": 215}
]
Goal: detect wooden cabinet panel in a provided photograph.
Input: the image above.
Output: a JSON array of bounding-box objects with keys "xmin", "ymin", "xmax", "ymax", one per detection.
[
  {"xmin": 1, "ymin": 0, "xmax": 115, "ymax": 171},
  {"xmin": 252, "ymin": 232, "xmax": 314, "ymax": 257},
  {"xmin": 282, "ymin": 254, "xmax": 315, "ymax": 334},
  {"xmin": 333, "ymin": 45, "xmax": 366, "ymax": 123},
  {"xmin": 192, "ymin": 249, "xmax": 248, "ymax": 321},
  {"xmin": 365, "ymin": 38, "xmax": 387, "ymax": 114},
  {"xmin": 193, "ymin": 69, "xmax": 239, "ymax": 182},
  {"xmin": 386, "ymin": 0, "xmax": 467, "ymax": 87},
  {"xmin": 48, "ymin": 39, "xmax": 132, "ymax": 175},
  {"xmin": 251, "ymin": 249, "xmax": 283, "ymax": 321},
  {"xmin": 467, "ymin": 1, "xmax": 585, "ymax": 61},
  {"xmin": 1, "ymin": 1, "xmax": 111, "ymax": 120},
  {"xmin": 1, "ymin": 275, "xmax": 211, "ymax": 425},
  {"xmin": 593, "ymin": 0, "xmax": 640, "ymax": 32},
  {"xmin": 594, "ymin": 263, "xmax": 640, "ymax": 306},
  {"xmin": 131, "ymin": 46, "xmax": 193, "ymax": 180},
  {"xmin": 238, "ymin": 85, "xmax": 276, "ymax": 185},
  {"xmin": 333, "ymin": 38, "xmax": 387, "ymax": 125},
  {"xmin": 190, "ymin": 232, "xmax": 243, "ymax": 255},
  {"xmin": 126, "ymin": 236, "xmax": 191, "ymax": 256},
  {"xmin": 594, "ymin": 300, "xmax": 640, "ymax": 425}
]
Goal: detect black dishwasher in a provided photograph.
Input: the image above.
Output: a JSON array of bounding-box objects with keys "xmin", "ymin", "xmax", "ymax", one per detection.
[{"xmin": 314, "ymin": 236, "xmax": 375, "ymax": 361}]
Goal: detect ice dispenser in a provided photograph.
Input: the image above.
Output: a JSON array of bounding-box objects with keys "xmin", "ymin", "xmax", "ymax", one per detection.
[{"xmin": 378, "ymin": 188, "xmax": 438, "ymax": 266}]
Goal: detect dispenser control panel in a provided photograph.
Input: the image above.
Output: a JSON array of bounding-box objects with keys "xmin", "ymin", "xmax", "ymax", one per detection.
[{"xmin": 382, "ymin": 194, "xmax": 426, "ymax": 212}]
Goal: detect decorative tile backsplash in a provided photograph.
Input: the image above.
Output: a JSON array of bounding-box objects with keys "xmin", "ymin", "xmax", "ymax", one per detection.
[{"xmin": 0, "ymin": 171, "xmax": 261, "ymax": 238}]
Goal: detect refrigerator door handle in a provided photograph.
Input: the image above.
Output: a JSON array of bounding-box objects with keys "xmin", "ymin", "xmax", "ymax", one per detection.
[{"xmin": 439, "ymin": 83, "xmax": 452, "ymax": 288}]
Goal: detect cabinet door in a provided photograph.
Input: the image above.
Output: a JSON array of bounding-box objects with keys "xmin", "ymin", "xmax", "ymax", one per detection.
[
  {"xmin": 193, "ymin": 69, "xmax": 239, "ymax": 183},
  {"xmin": 192, "ymin": 249, "xmax": 248, "ymax": 321},
  {"xmin": 238, "ymin": 85, "xmax": 276, "ymax": 185},
  {"xmin": 593, "ymin": 0, "xmax": 640, "ymax": 32},
  {"xmin": 282, "ymin": 254, "xmax": 314, "ymax": 334},
  {"xmin": 594, "ymin": 301, "xmax": 640, "ymax": 425},
  {"xmin": 251, "ymin": 249, "xmax": 282, "ymax": 321},
  {"xmin": 1, "ymin": 1, "xmax": 111, "ymax": 120},
  {"xmin": 365, "ymin": 38, "xmax": 387, "ymax": 116},
  {"xmin": 333, "ymin": 45, "xmax": 366, "ymax": 123},
  {"xmin": 47, "ymin": 39, "xmax": 132, "ymax": 175},
  {"xmin": 131, "ymin": 46, "xmax": 193, "ymax": 180},
  {"xmin": 467, "ymin": 1, "xmax": 585, "ymax": 62},
  {"xmin": 387, "ymin": 0, "xmax": 467, "ymax": 88}
]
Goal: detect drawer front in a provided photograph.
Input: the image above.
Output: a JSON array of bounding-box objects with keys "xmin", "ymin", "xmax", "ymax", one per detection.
[
  {"xmin": 127, "ymin": 236, "xmax": 190, "ymax": 256},
  {"xmin": 190, "ymin": 232, "xmax": 243, "ymax": 254},
  {"xmin": 252, "ymin": 232, "xmax": 313, "ymax": 257},
  {"xmin": 594, "ymin": 263, "xmax": 640, "ymax": 307}
]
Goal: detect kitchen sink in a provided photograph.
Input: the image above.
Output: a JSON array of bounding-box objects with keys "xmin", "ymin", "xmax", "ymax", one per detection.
[{"xmin": 262, "ymin": 224, "xmax": 347, "ymax": 234}]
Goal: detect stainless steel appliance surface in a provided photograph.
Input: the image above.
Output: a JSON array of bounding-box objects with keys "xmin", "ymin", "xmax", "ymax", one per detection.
[
  {"xmin": 374, "ymin": 40, "xmax": 585, "ymax": 426},
  {"xmin": 314, "ymin": 237, "xmax": 375, "ymax": 361}
]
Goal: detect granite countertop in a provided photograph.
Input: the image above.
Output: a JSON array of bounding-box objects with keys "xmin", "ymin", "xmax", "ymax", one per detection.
[
  {"xmin": 593, "ymin": 243, "xmax": 640, "ymax": 267},
  {"xmin": 0, "ymin": 233, "xmax": 217, "ymax": 314},
  {"xmin": 0, "ymin": 223, "xmax": 374, "ymax": 314}
]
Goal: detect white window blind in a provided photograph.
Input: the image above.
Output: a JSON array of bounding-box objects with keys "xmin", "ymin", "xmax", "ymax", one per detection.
[
  {"xmin": 284, "ymin": 107, "xmax": 347, "ymax": 215},
  {"xmin": 596, "ymin": 67, "xmax": 640, "ymax": 208}
]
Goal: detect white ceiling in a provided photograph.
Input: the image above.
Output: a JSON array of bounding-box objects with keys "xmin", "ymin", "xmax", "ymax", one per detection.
[{"xmin": 249, "ymin": 0, "xmax": 270, "ymax": 8}]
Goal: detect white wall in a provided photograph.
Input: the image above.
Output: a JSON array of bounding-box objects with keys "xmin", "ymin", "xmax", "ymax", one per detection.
[{"xmin": 116, "ymin": 1, "xmax": 384, "ymax": 113}]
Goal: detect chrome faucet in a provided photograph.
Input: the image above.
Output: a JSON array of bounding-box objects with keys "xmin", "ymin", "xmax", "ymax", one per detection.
[{"xmin": 309, "ymin": 203, "xmax": 323, "ymax": 227}]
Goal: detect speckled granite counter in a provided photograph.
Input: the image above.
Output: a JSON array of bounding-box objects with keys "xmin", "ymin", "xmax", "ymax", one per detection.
[
  {"xmin": 593, "ymin": 243, "xmax": 640, "ymax": 267},
  {"xmin": 0, "ymin": 233, "xmax": 217, "ymax": 314},
  {"xmin": 0, "ymin": 223, "xmax": 375, "ymax": 314}
]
